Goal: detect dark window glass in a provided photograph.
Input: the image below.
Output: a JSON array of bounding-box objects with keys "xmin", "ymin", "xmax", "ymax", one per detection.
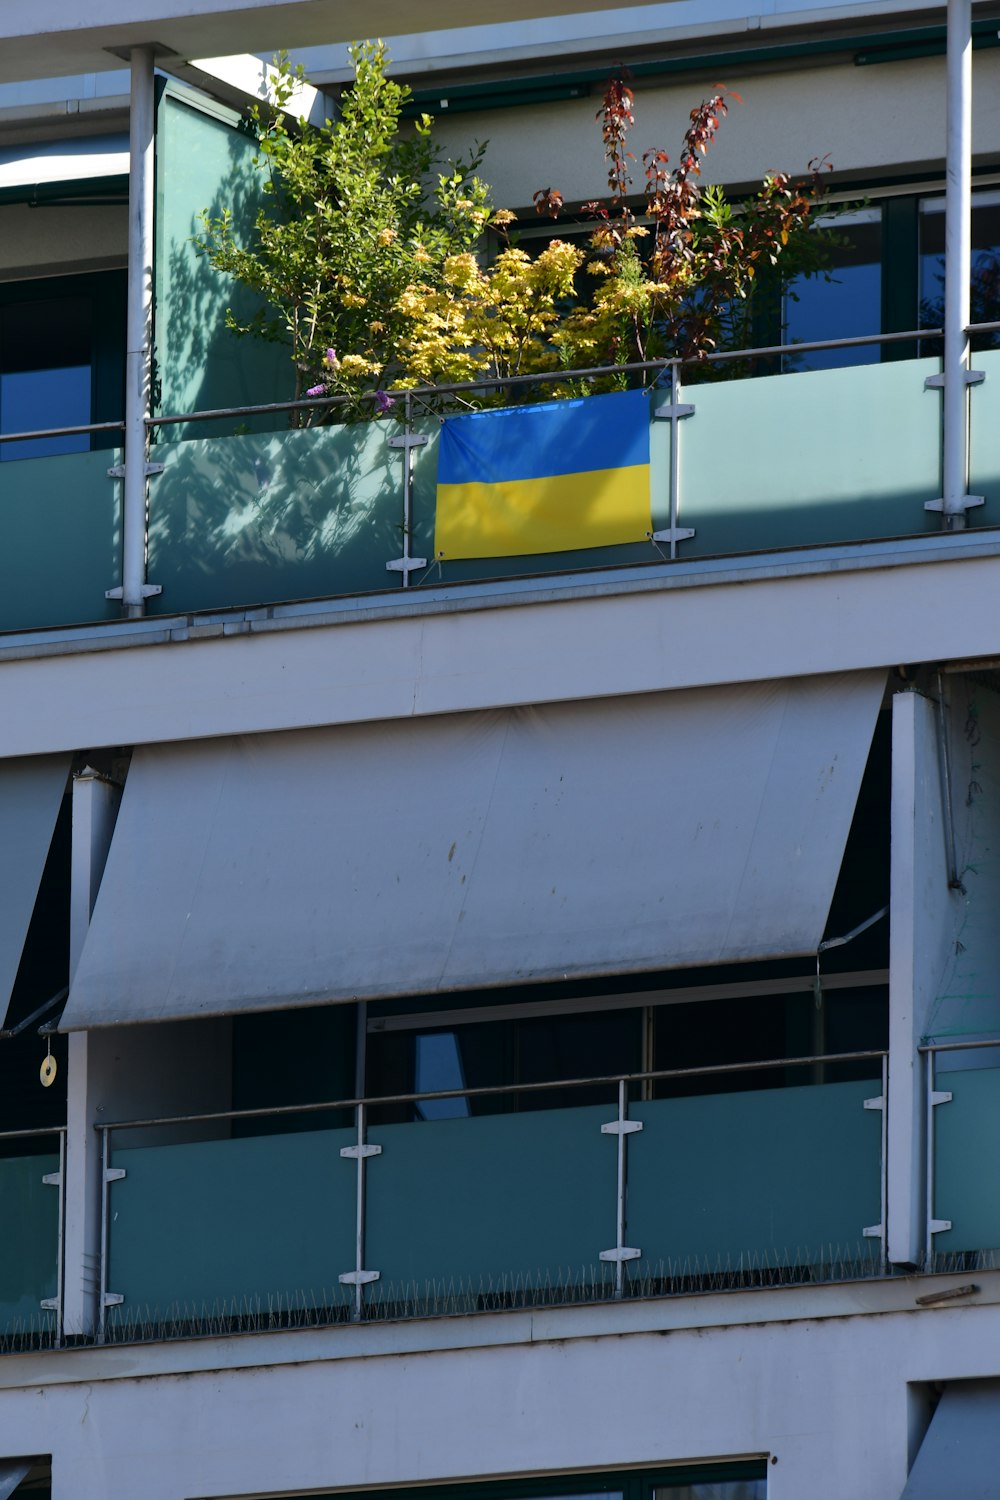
[
  {"xmin": 367, "ymin": 1005, "xmax": 641, "ymax": 1122},
  {"xmin": 0, "ymin": 295, "xmax": 93, "ymax": 460},
  {"xmin": 920, "ymin": 190, "xmax": 1000, "ymax": 349},
  {"xmin": 783, "ymin": 208, "xmax": 882, "ymax": 370},
  {"xmin": 654, "ymin": 1485, "xmax": 766, "ymax": 1500}
]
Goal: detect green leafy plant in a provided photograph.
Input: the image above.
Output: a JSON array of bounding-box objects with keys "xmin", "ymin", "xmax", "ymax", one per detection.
[
  {"xmin": 199, "ymin": 40, "xmax": 494, "ymax": 420},
  {"xmin": 400, "ymin": 73, "xmax": 837, "ymax": 389}
]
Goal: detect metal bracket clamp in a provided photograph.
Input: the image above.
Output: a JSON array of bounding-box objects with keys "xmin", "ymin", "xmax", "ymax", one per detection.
[
  {"xmin": 338, "ymin": 1270, "xmax": 380, "ymax": 1287},
  {"xmin": 340, "ymin": 1143, "xmax": 382, "ymax": 1161},
  {"xmin": 386, "ymin": 556, "xmax": 428, "ymax": 574},
  {"xmin": 388, "ymin": 434, "xmax": 429, "ymax": 450},
  {"xmin": 105, "ymin": 583, "xmax": 163, "ymax": 600},
  {"xmin": 600, "ymin": 1119, "xmax": 643, "ymax": 1137},
  {"xmin": 923, "ymin": 370, "xmax": 986, "ymax": 389},
  {"xmin": 599, "ymin": 1247, "xmax": 642, "ymax": 1265},
  {"xmin": 107, "ymin": 462, "xmax": 165, "ymax": 478}
]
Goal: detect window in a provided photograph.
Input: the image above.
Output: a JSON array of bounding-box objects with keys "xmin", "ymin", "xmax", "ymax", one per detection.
[
  {"xmin": 0, "ymin": 271, "xmax": 125, "ymax": 460},
  {"xmin": 297, "ymin": 1465, "xmax": 767, "ymax": 1500},
  {"xmin": 783, "ymin": 207, "xmax": 883, "ymax": 370},
  {"xmin": 919, "ymin": 187, "xmax": 1000, "ymax": 349}
]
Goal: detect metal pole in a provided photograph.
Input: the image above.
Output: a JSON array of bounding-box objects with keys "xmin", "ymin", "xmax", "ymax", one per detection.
[
  {"xmin": 98, "ymin": 1129, "xmax": 111, "ymax": 1342},
  {"xmin": 122, "ymin": 46, "xmax": 156, "ymax": 616},
  {"xmin": 941, "ymin": 0, "xmax": 973, "ymax": 529}
]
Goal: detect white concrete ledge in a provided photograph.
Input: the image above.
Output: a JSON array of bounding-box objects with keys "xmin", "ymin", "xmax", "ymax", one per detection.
[{"xmin": 0, "ymin": 536, "xmax": 999, "ymax": 758}]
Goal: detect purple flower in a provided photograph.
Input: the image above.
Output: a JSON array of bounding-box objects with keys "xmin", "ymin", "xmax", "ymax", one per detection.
[
  {"xmin": 374, "ymin": 389, "xmax": 396, "ymax": 413},
  {"xmin": 324, "ymin": 348, "xmax": 339, "ymax": 368},
  {"xmin": 306, "ymin": 384, "xmax": 326, "ymax": 397}
]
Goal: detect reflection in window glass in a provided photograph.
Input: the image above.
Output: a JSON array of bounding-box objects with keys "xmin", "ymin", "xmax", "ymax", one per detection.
[
  {"xmin": 414, "ymin": 1032, "xmax": 470, "ymax": 1120},
  {"xmin": 920, "ymin": 189, "xmax": 1000, "ymax": 349},
  {"xmin": 783, "ymin": 208, "xmax": 882, "ymax": 370},
  {"xmin": 654, "ymin": 1484, "xmax": 766, "ymax": 1500},
  {"xmin": 0, "ymin": 295, "xmax": 92, "ymax": 461}
]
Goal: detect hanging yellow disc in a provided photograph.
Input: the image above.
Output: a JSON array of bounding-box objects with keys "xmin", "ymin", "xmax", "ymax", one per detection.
[{"xmin": 40, "ymin": 1054, "xmax": 57, "ymax": 1088}]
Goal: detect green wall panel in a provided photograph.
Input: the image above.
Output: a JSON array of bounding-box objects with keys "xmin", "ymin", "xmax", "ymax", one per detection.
[
  {"xmin": 107, "ymin": 1127, "xmax": 355, "ymax": 1321},
  {"xmin": 154, "ymin": 87, "xmax": 290, "ymax": 437},
  {"xmin": 146, "ymin": 421, "xmax": 404, "ymax": 614},
  {"xmin": 933, "ymin": 1064, "xmax": 1000, "ymax": 1252},
  {"xmin": 629, "ymin": 1080, "xmax": 882, "ymax": 1271},
  {"xmin": 366, "ymin": 1105, "xmax": 617, "ymax": 1296},
  {"xmin": 970, "ymin": 348, "xmax": 1000, "ymax": 515},
  {"xmin": 0, "ymin": 1152, "xmax": 59, "ymax": 1329},
  {"xmin": 677, "ymin": 358, "xmax": 944, "ymax": 555},
  {"xmin": 0, "ymin": 450, "xmax": 120, "ymax": 634}
]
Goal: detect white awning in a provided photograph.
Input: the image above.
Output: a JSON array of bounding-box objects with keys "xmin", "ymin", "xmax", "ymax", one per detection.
[
  {"xmin": 0, "ymin": 134, "xmax": 128, "ymax": 197},
  {"xmin": 901, "ymin": 1381, "xmax": 1000, "ymax": 1499},
  {"xmin": 61, "ymin": 671, "xmax": 884, "ymax": 1028},
  {"xmin": 0, "ymin": 756, "xmax": 70, "ymax": 1029}
]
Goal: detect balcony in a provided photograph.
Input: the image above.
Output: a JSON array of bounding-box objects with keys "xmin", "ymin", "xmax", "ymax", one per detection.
[
  {"xmin": 1, "ymin": 344, "xmax": 998, "ymax": 641},
  {"xmin": 94, "ymin": 1053, "xmax": 887, "ymax": 1342}
]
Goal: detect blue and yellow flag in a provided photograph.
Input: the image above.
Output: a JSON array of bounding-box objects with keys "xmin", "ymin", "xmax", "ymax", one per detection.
[{"xmin": 434, "ymin": 388, "xmax": 651, "ymax": 560}]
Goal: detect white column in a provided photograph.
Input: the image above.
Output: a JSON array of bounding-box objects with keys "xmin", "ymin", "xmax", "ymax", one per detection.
[
  {"xmin": 121, "ymin": 45, "xmax": 157, "ymax": 617},
  {"xmin": 63, "ymin": 769, "xmax": 122, "ymax": 1337},
  {"xmin": 940, "ymin": 0, "xmax": 976, "ymax": 528}
]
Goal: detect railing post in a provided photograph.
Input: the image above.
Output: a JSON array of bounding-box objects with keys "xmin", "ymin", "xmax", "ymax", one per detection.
[
  {"xmin": 40, "ymin": 1128, "xmax": 67, "ymax": 1346},
  {"xmin": 386, "ymin": 391, "xmax": 428, "ymax": 585},
  {"xmin": 651, "ymin": 362, "xmax": 696, "ymax": 559},
  {"xmin": 925, "ymin": 1048, "xmax": 954, "ymax": 1266},
  {"xmin": 600, "ymin": 1078, "xmax": 642, "ymax": 1298},
  {"xmin": 925, "ymin": 0, "xmax": 985, "ymax": 528},
  {"xmin": 338, "ymin": 1102, "xmax": 381, "ymax": 1320},
  {"xmin": 98, "ymin": 1129, "xmax": 125, "ymax": 1343},
  {"xmin": 106, "ymin": 45, "xmax": 163, "ymax": 618},
  {"xmin": 862, "ymin": 1056, "xmax": 888, "ymax": 1267}
]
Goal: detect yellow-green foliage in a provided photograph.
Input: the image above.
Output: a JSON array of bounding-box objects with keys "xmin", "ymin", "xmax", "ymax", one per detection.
[{"xmin": 396, "ymin": 240, "xmax": 583, "ymax": 385}]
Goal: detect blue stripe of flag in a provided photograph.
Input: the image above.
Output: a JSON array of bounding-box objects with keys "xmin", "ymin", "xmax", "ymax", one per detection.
[{"xmin": 437, "ymin": 388, "xmax": 650, "ymax": 487}]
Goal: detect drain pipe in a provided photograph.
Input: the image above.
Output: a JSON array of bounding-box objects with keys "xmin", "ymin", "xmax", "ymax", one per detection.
[
  {"xmin": 120, "ymin": 46, "xmax": 157, "ymax": 617},
  {"xmin": 938, "ymin": 0, "xmax": 981, "ymax": 529}
]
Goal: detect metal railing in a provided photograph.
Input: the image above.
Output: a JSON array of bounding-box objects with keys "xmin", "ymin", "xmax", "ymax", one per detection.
[
  {"xmin": 94, "ymin": 1048, "xmax": 887, "ymax": 1339},
  {"xmin": 0, "ymin": 321, "xmax": 995, "ymax": 633}
]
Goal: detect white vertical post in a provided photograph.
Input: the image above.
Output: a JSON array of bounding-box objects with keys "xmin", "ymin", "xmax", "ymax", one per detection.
[
  {"xmin": 122, "ymin": 46, "xmax": 156, "ymax": 616},
  {"xmin": 63, "ymin": 770, "xmax": 122, "ymax": 1338},
  {"xmin": 940, "ymin": 0, "xmax": 975, "ymax": 529}
]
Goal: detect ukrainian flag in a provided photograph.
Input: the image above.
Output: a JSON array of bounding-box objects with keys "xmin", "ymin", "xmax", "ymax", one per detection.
[{"xmin": 434, "ymin": 387, "xmax": 651, "ymax": 560}]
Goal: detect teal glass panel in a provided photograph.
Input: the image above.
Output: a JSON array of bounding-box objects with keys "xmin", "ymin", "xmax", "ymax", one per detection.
[
  {"xmin": 629, "ymin": 1080, "xmax": 882, "ymax": 1272},
  {"xmin": 933, "ymin": 1063, "xmax": 1000, "ymax": 1253},
  {"xmin": 969, "ymin": 347, "xmax": 1000, "ymax": 516},
  {"xmin": 154, "ymin": 88, "xmax": 290, "ymax": 437},
  {"xmin": 679, "ymin": 358, "xmax": 943, "ymax": 555},
  {"xmin": 0, "ymin": 1152, "xmax": 59, "ymax": 1330},
  {"xmin": 409, "ymin": 404, "xmax": 670, "ymax": 587},
  {"xmin": 106, "ymin": 1127, "xmax": 356, "ymax": 1324},
  {"xmin": 0, "ymin": 448, "xmax": 120, "ymax": 633},
  {"xmin": 146, "ymin": 422, "xmax": 403, "ymax": 614},
  {"xmin": 366, "ymin": 1105, "xmax": 617, "ymax": 1299}
]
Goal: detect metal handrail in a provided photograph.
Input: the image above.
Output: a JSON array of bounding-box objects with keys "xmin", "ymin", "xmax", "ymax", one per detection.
[
  {"xmin": 0, "ymin": 1124, "xmax": 66, "ymax": 1142},
  {"xmin": 0, "ymin": 419, "xmax": 125, "ymax": 445},
  {"xmin": 142, "ymin": 326, "xmax": 943, "ymax": 430},
  {"xmin": 918, "ymin": 1036, "xmax": 1000, "ymax": 1053},
  {"xmin": 5, "ymin": 319, "xmax": 998, "ymax": 446},
  {"xmin": 95, "ymin": 1047, "xmax": 887, "ymax": 1136}
]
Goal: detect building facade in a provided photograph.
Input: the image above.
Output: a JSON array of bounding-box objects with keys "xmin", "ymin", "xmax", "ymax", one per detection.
[{"xmin": 0, "ymin": 0, "xmax": 999, "ymax": 1495}]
